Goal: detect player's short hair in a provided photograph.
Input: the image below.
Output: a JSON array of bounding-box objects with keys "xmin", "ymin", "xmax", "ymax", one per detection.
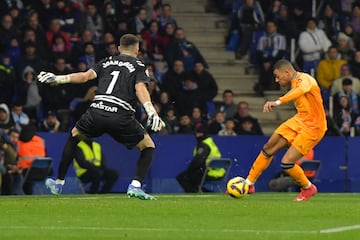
[
  {"xmin": 273, "ymin": 59, "xmax": 294, "ymax": 71},
  {"xmin": 120, "ymin": 34, "xmax": 139, "ymax": 49}
]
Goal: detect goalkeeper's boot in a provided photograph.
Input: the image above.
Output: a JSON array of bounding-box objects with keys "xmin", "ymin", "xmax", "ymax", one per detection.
[
  {"xmin": 45, "ymin": 178, "xmax": 63, "ymax": 195},
  {"xmin": 294, "ymin": 184, "xmax": 317, "ymax": 202},
  {"xmin": 248, "ymin": 184, "xmax": 255, "ymax": 194},
  {"xmin": 127, "ymin": 184, "xmax": 156, "ymax": 200}
]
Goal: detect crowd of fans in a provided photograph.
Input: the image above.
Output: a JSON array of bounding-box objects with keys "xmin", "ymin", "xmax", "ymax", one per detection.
[
  {"xmin": 210, "ymin": 0, "xmax": 360, "ymax": 136},
  {"xmin": 0, "ymin": 0, "xmax": 266, "ymax": 137}
]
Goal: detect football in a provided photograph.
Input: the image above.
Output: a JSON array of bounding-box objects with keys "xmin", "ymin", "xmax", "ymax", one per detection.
[{"xmin": 226, "ymin": 176, "xmax": 249, "ymax": 198}]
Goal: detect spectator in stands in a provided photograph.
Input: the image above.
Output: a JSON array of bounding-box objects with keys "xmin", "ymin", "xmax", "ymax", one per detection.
[
  {"xmin": 0, "ymin": 103, "xmax": 16, "ymax": 133},
  {"xmin": 130, "ymin": 7, "xmax": 148, "ymax": 34},
  {"xmin": 73, "ymin": 139, "xmax": 118, "ymax": 194},
  {"xmin": 71, "ymin": 29, "xmax": 94, "ymax": 67},
  {"xmin": 158, "ymin": 91, "xmax": 173, "ymax": 118},
  {"xmin": 163, "ymin": 106, "xmax": 178, "ymax": 134},
  {"xmin": 32, "ymin": 0, "xmax": 54, "ymax": 26},
  {"xmin": 16, "ymin": 41, "xmax": 45, "ymax": 82},
  {"xmin": 350, "ymin": 3, "xmax": 360, "ymax": 37},
  {"xmin": 331, "ymin": 64, "xmax": 360, "ymax": 95},
  {"xmin": 208, "ymin": 111, "xmax": 225, "ymax": 135},
  {"xmin": 11, "ymin": 101, "xmax": 29, "ymax": 129},
  {"xmin": 7, "ymin": 36, "xmax": 20, "ymax": 66},
  {"xmin": 291, "ymin": 4, "xmax": 307, "ymax": 34},
  {"xmin": 274, "ymin": 4, "xmax": 299, "ymax": 46},
  {"xmin": 17, "ymin": 123, "xmax": 46, "ymax": 194},
  {"xmin": 141, "ymin": 19, "xmax": 168, "ymax": 62},
  {"xmin": 165, "ymin": 27, "xmax": 208, "ymax": 71},
  {"xmin": 80, "ymin": 3, "xmax": 104, "ymax": 45},
  {"xmin": 21, "ymin": 10, "xmax": 47, "ymax": 54},
  {"xmin": 0, "ymin": 127, "xmax": 22, "ymax": 195},
  {"xmin": 336, "ymin": 32, "xmax": 355, "ymax": 61},
  {"xmin": 103, "ymin": 0, "xmax": 118, "ymax": 34},
  {"xmin": 177, "ymin": 114, "xmax": 193, "ymax": 134},
  {"xmin": 39, "ymin": 110, "xmax": 60, "ymax": 133},
  {"xmin": 145, "ymin": 0, "xmax": 162, "ymax": 21},
  {"xmin": 162, "ymin": 22, "xmax": 175, "ymax": 44},
  {"xmin": 161, "ymin": 59, "xmax": 186, "ymax": 103},
  {"xmin": 52, "ymin": 0, "xmax": 80, "ymax": 37},
  {"xmin": 333, "ymin": 78, "xmax": 360, "ymax": 116},
  {"xmin": 17, "ymin": 65, "xmax": 42, "ymax": 121},
  {"xmin": 317, "ymin": 46, "xmax": 346, "ymax": 107},
  {"xmin": 40, "ymin": 57, "xmax": 73, "ymax": 131},
  {"xmin": 318, "ymin": 4, "xmax": 344, "ymax": 43},
  {"xmin": 177, "ymin": 74, "xmax": 207, "ymax": 116},
  {"xmin": 233, "ymin": 101, "xmax": 263, "ymax": 135},
  {"xmin": 50, "ymin": 33, "xmax": 71, "ymax": 61},
  {"xmin": 177, "ymin": 122, "xmax": 222, "ymax": 193},
  {"xmin": 298, "ymin": 17, "xmax": 332, "ymax": 74},
  {"xmin": 192, "ymin": 61, "xmax": 218, "ymax": 104},
  {"xmin": 344, "ymin": 23, "xmax": 360, "ymax": 51},
  {"xmin": 255, "ymin": 19, "xmax": 286, "ymax": 95},
  {"xmin": 350, "ymin": 50, "xmax": 360, "ymax": 79},
  {"xmin": 0, "ymin": 14, "xmax": 18, "ymax": 53},
  {"xmin": 46, "ymin": 18, "xmax": 71, "ymax": 54},
  {"xmin": 0, "ymin": 54, "xmax": 15, "ymax": 106},
  {"xmin": 80, "ymin": 42, "xmax": 99, "ymax": 69},
  {"xmin": 218, "ymin": 118, "xmax": 237, "ymax": 136},
  {"xmin": 191, "ymin": 106, "xmax": 205, "ymax": 126},
  {"xmin": 333, "ymin": 95, "xmax": 357, "ymax": 136},
  {"xmin": 214, "ymin": 89, "xmax": 237, "ymax": 119},
  {"xmin": 234, "ymin": 0, "xmax": 265, "ymax": 60},
  {"xmin": 22, "ymin": 27, "xmax": 47, "ymax": 60},
  {"xmin": 158, "ymin": 3, "xmax": 177, "ymax": 32}
]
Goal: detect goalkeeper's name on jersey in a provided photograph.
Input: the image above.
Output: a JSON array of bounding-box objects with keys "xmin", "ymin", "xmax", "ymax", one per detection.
[
  {"xmin": 102, "ymin": 60, "xmax": 135, "ymax": 72},
  {"xmin": 90, "ymin": 101, "xmax": 118, "ymax": 112}
]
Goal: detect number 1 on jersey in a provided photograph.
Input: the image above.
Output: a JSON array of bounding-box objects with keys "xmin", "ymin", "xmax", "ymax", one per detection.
[{"xmin": 106, "ymin": 71, "xmax": 120, "ymax": 94}]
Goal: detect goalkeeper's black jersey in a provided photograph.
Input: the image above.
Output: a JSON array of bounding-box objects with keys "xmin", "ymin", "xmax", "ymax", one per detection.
[{"xmin": 90, "ymin": 54, "xmax": 150, "ymax": 113}]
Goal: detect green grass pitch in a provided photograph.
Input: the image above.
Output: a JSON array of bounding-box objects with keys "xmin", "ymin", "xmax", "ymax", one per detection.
[{"xmin": 0, "ymin": 193, "xmax": 359, "ymax": 240}]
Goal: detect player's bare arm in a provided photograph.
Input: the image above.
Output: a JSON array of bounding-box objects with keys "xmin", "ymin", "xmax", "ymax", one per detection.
[{"xmin": 37, "ymin": 69, "xmax": 97, "ymax": 85}]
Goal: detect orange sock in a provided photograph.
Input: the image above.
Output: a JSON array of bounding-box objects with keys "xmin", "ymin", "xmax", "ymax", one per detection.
[
  {"xmin": 247, "ymin": 151, "xmax": 273, "ymax": 184},
  {"xmin": 284, "ymin": 164, "xmax": 310, "ymax": 189}
]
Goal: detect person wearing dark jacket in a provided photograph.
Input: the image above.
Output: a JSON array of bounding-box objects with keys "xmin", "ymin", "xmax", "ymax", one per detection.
[
  {"xmin": 73, "ymin": 139, "xmax": 118, "ymax": 194},
  {"xmin": 176, "ymin": 123, "xmax": 222, "ymax": 193}
]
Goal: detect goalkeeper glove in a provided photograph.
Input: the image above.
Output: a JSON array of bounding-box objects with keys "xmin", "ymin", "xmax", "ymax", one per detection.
[
  {"xmin": 37, "ymin": 71, "xmax": 70, "ymax": 85},
  {"xmin": 143, "ymin": 101, "xmax": 165, "ymax": 132}
]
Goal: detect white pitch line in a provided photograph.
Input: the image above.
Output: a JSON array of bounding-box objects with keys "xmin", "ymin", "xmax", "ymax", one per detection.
[
  {"xmin": 2, "ymin": 225, "xmax": 359, "ymax": 234},
  {"xmin": 320, "ymin": 225, "xmax": 360, "ymax": 233},
  {"xmin": 0, "ymin": 226, "xmax": 318, "ymax": 234}
]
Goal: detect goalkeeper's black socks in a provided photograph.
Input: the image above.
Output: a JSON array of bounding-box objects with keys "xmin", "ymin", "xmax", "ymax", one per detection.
[
  {"xmin": 58, "ymin": 135, "xmax": 80, "ymax": 180},
  {"xmin": 134, "ymin": 147, "xmax": 154, "ymax": 182}
]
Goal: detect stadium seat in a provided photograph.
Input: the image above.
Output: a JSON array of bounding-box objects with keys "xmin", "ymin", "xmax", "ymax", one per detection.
[
  {"xmin": 23, "ymin": 157, "xmax": 53, "ymax": 194},
  {"xmin": 199, "ymin": 158, "xmax": 232, "ymax": 193}
]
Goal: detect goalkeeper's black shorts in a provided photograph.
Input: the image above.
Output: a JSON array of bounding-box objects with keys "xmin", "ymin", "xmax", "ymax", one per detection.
[{"xmin": 75, "ymin": 108, "xmax": 146, "ymax": 149}]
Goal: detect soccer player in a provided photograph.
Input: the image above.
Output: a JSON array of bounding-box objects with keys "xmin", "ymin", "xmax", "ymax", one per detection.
[
  {"xmin": 244, "ymin": 59, "xmax": 327, "ymax": 201},
  {"xmin": 38, "ymin": 34, "xmax": 165, "ymax": 200}
]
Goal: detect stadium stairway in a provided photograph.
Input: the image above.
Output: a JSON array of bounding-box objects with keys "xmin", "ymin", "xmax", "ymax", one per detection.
[{"xmin": 169, "ymin": 0, "xmax": 295, "ymax": 135}]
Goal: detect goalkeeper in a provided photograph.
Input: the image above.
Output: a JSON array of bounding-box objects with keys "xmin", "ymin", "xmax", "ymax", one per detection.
[{"xmin": 38, "ymin": 34, "xmax": 165, "ymax": 200}]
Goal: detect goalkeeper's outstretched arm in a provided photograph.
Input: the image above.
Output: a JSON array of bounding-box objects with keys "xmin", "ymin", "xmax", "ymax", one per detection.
[{"xmin": 38, "ymin": 69, "xmax": 97, "ymax": 85}]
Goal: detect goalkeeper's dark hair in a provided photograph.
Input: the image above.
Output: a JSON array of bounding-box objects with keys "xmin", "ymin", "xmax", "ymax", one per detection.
[{"xmin": 120, "ymin": 34, "xmax": 139, "ymax": 49}]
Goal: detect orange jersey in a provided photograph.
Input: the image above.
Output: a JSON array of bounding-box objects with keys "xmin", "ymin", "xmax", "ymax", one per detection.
[{"xmin": 278, "ymin": 72, "xmax": 327, "ymax": 132}]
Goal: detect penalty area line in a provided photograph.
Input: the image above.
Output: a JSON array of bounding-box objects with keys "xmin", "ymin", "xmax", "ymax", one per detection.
[{"xmin": 320, "ymin": 224, "xmax": 360, "ymax": 233}]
